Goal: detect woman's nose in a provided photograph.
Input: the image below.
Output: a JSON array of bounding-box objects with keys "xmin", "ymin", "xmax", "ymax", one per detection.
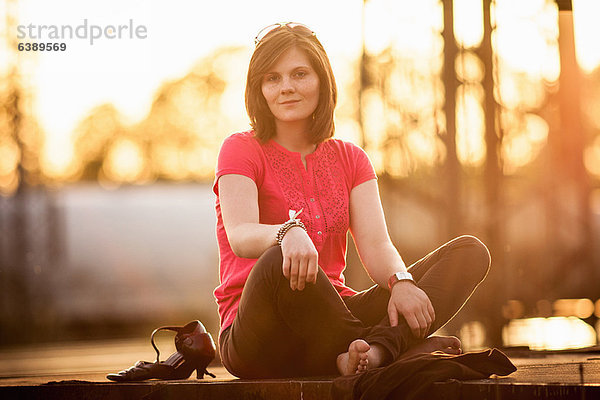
[{"xmin": 280, "ymin": 76, "xmax": 294, "ymax": 94}]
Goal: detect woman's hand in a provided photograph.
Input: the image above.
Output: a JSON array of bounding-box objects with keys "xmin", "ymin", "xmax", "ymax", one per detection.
[
  {"xmin": 280, "ymin": 227, "xmax": 319, "ymax": 291},
  {"xmin": 387, "ymin": 281, "xmax": 435, "ymax": 338}
]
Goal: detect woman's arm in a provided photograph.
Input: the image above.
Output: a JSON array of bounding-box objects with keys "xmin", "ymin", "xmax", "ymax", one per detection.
[
  {"xmin": 218, "ymin": 174, "xmax": 278, "ymax": 258},
  {"xmin": 348, "ymin": 179, "xmax": 406, "ymax": 285},
  {"xmin": 219, "ymin": 174, "xmax": 318, "ymax": 290},
  {"xmin": 349, "ymin": 179, "xmax": 435, "ymax": 338}
]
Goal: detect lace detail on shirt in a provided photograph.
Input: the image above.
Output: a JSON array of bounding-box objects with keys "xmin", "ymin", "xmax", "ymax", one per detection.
[
  {"xmin": 262, "ymin": 141, "xmax": 309, "ymax": 228},
  {"xmin": 262, "ymin": 140, "xmax": 349, "ymax": 236},
  {"xmin": 312, "ymin": 143, "xmax": 349, "ymax": 234}
]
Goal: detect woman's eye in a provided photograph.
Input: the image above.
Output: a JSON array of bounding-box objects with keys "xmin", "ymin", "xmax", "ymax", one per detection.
[
  {"xmin": 294, "ymin": 71, "xmax": 306, "ymax": 78},
  {"xmin": 265, "ymin": 74, "xmax": 279, "ymax": 82}
]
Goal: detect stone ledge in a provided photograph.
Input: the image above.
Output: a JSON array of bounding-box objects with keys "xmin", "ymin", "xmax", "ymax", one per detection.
[{"xmin": 0, "ymin": 378, "xmax": 334, "ymax": 400}]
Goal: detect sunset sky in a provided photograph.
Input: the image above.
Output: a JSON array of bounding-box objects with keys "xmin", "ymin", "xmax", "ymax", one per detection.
[{"xmin": 3, "ymin": 0, "xmax": 600, "ymax": 177}]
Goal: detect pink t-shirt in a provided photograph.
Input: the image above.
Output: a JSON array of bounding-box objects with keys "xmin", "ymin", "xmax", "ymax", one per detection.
[{"xmin": 212, "ymin": 130, "xmax": 377, "ymax": 333}]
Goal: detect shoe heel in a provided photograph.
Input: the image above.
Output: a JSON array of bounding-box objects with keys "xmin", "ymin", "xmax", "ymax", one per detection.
[{"xmin": 195, "ymin": 363, "xmax": 216, "ymax": 379}]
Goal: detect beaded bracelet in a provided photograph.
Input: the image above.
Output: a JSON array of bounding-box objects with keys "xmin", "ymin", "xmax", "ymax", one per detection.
[
  {"xmin": 276, "ymin": 220, "xmax": 307, "ymax": 245},
  {"xmin": 276, "ymin": 209, "xmax": 307, "ymax": 246}
]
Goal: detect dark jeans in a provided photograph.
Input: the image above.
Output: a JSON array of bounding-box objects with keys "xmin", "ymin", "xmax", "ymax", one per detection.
[{"xmin": 219, "ymin": 235, "xmax": 491, "ymax": 378}]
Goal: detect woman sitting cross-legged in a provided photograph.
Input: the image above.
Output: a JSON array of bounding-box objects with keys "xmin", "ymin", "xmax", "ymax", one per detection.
[{"xmin": 213, "ymin": 22, "xmax": 491, "ymax": 378}]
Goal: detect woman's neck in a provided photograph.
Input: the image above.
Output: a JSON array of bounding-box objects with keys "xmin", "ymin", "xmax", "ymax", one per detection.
[{"xmin": 273, "ymin": 120, "xmax": 315, "ymax": 157}]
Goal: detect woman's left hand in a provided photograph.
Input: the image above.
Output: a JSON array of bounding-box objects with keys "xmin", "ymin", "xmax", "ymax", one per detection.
[
  {"xmin": 387, "ymin": 281, "xmax": 435, "ymax": 338},
  {"xmin": 280, "ymin": 226, "xmax": 319, "ymax": 291}
]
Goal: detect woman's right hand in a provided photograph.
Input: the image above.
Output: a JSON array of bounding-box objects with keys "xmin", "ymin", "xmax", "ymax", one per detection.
[{"xmin": 280, "ymin": 227, "xmax": 319, "ymax": 291}]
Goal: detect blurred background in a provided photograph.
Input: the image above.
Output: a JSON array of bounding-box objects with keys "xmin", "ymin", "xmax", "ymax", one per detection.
[{"xmin": 1, "ymin": 0, "xmax": 600, "ymax": 356}]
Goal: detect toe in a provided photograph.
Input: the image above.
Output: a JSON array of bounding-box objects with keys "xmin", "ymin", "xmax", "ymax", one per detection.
[
  {"xmin": 449, "ymin": 336, "xmax": 462, "ymax": 349},
  {"xmin": 446, "ymin": 347, "xmax": 462, "ymax": 355},
  {"xmin": 439, "ymin": 336, "xmax": 461, "ymax": 349},
  {"xmin": 350, "ymin": 339, "xmax": 371, "ymax": 354}
]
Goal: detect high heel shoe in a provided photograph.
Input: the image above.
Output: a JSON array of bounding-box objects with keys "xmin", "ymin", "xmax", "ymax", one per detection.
[{"xmin": 106, "ymin": 320, "xmax": 216, "ymax": 381}]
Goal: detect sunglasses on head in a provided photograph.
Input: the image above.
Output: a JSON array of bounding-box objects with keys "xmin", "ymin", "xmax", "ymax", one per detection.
[{"xmin": 254, "ymin": 22, "xmax": 316, "ymax": 47}]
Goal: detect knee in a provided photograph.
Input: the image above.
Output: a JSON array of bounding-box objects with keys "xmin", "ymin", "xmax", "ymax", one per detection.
[
  {"xmin": 453, "ymin": 235, "xmax": 491, "ymax": 282},
  {"xmin": 261, "ymin": 245, "xmax": 284, "ymax": 263},
  {"xmin": 249, "ymin": 246, "xmax": 284, "ymax": 280}
]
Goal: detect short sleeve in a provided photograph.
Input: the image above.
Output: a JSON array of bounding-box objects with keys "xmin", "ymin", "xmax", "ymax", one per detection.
[
  {"xmin": 213, "ymin": 133, "xmax": 263, "ymax": 195},
  {"xmin": 351, "ymin": 144, "xmax": 377, "ymax": 188}
]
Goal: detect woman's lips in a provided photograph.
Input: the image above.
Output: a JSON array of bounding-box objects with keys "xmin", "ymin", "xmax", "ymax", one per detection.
[{"xmin": 280, "ymin": 99, "xmax": 300, "ymax": 105}]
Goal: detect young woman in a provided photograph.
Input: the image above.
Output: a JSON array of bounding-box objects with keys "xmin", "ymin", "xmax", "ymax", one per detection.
[{"xmin": 213, "ymin": 22, "xmax": 491, "ymax": 378}]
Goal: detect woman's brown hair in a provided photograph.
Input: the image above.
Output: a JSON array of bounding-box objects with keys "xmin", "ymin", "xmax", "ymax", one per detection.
[{"xmin": 245, "ymin": 24, "xmax": 337, "ymax": 144}]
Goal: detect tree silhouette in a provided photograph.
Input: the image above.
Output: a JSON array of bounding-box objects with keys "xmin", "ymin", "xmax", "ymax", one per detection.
[{"xmin": 72, "ymin": 46, "xmax": 247, "ymax": 183}]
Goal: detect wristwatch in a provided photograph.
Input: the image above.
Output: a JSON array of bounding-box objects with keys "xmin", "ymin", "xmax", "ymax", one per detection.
[{"xmin": 387, "ymin": 271, "xmax": 415, "ymax": 289}]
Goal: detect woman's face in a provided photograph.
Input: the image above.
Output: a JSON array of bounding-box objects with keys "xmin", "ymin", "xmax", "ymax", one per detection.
[{"xmin": 261, "ymin": 46, "xmax": 320, "ymax": 130}]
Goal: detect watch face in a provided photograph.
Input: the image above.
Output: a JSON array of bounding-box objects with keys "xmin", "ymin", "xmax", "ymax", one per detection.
[
  {"xmin": 396, "ymin": 272, "xmax": 413, "ymax": 280},
  {"xmin": 388, "ymin": 272, "xmax": 414, "ymax": 289}
]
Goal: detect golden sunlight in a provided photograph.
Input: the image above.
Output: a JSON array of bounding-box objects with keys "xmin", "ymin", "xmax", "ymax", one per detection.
[
  {"xmin": 502, "ymin": 113, "xmax": 548, "ymax": 174},
  {"xmin": 0, "ymin": 140, "xmax": 19, "ymax": 195},
  {"xmin": 494, "ymin": 0, "xmax": 560, "ymax": 81},
  {"xmin": 361, "ymin": 89, "xmax": 387, "ymax": 174},
  {"xmin": 103, "ymin": 139, "xmax": 145, "ymax": 183},
  {"xmin": 572, "ymin": 0, "xmax": 600, "ymax": 73},
  {"xmin": 459, "ymin": 320, "xmax": 486, "ymax": 351},
  {"xmin": 553, "ymin": 298, "xmax": 595, "ymax": 319},
  {"xmin": 153, "ymin": 146, "xmax": 187, "ymax": 181},
  {"xmin": 455, "ymin": 51, "xmax": 484, "ymax": 83},
  {"xmin": 42, "ymin": 137, "xmax": 75, "ymax": 179},
  {"xmin": 364, "ymin": 0, "xmax": 442, "ymax": 56},
  {"xmin": 406, "ymin": 130, "xmax": 441, "ymax": 167},
  {"xmin": 453, "ymin": 0, "xmax": 483, "ymax": 49},
  {"xmin": 385, "ymin": 142, "xmax": 411, "ymax": 179},
  {"xmin": 456, "ymin": 84, "xmax": 486, "ymax": 167},
  {"xmin": 503, "ymin": 317, "xmax": 597, "ymax": 350},
  {"xmin": 8, "ymin": 0, "xmax": 599, "ymax": 184},
  {"xmin": 0, "ymin": 141, "xmax": 19, "ymax": 178},
  {"xmin": 584, "ymin": 135, "xmax": 600, "ymax": 178}
]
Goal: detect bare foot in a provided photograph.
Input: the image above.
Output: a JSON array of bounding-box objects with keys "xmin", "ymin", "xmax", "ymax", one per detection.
[
  {"xmin": 336, "ymin": 339, "xmax": 369, "ymax": 375},
  {"xmin": 336, "ymin": 340, "xmax": 390, "ymax": 375},
  {"xmin": 399, "ymin": 335, "xmax": 462, "ymax": 360}
]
